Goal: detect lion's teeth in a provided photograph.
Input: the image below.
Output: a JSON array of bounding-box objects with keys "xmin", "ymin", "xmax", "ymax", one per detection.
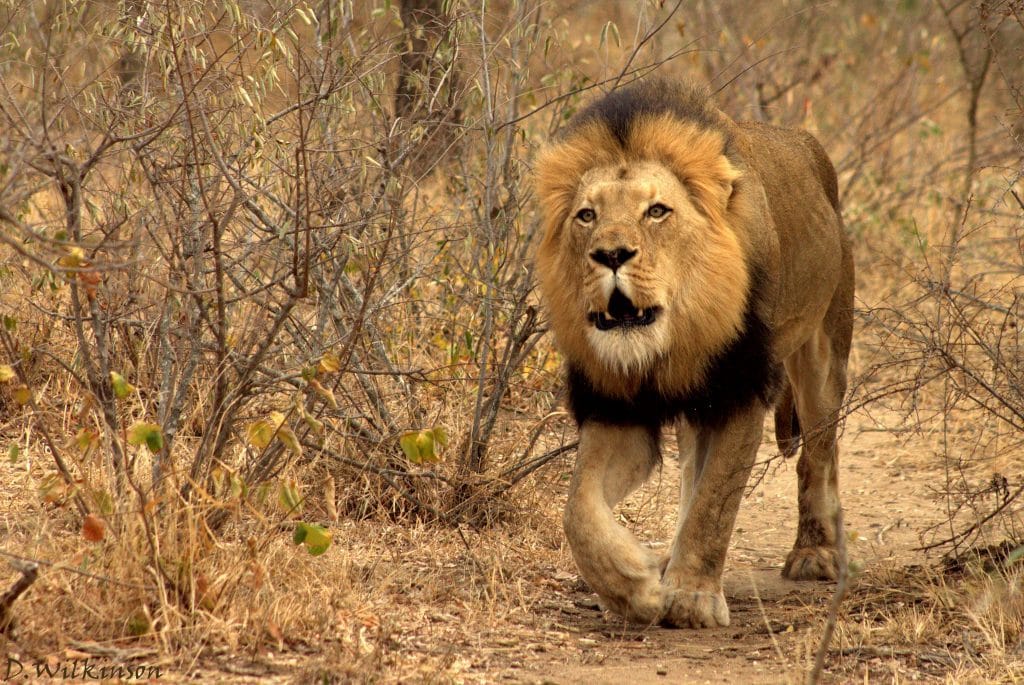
[{"xmin": 637, "ymin": 308, "xmax": 645, "ymax": 317}]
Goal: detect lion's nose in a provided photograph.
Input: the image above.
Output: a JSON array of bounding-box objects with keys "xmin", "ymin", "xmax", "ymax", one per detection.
[{"xmin": 589, "ymin": 247, "xmax": 637, "ymax": 270}]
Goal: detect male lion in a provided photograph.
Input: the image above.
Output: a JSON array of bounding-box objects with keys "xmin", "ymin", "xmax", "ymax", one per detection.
[{"xmin": 534, "ymin": 79, "xmax": 853, "ymax": 628}]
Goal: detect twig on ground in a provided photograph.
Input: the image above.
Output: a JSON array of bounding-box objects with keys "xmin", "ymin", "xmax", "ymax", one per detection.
[{"xmin": 808, "ymin": 506, "xmax": 849, "ymax": 684}]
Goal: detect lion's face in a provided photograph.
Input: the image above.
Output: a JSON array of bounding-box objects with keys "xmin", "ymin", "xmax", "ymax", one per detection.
[
  {"xmin": 535, "ymin": 116, "xmax": 753, "ymax": 396},
  {"xmin": 563, "ymin": 161, "xmax": 705, "ymax": 372}
]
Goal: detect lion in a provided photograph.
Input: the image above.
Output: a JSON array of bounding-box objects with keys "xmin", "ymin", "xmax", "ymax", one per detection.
[{"xmin": 533, "ymin": 79, "xmax": 853, "ymax": 628}]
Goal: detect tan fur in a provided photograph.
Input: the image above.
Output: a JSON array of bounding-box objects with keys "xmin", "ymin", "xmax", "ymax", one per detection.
[{"xmin": 534, "ymin": 82, "xmax": 854, "ymax": 628}]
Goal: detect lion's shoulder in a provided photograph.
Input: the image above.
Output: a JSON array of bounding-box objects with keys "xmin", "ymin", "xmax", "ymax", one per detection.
[{"xmin": 735, "ymin": 121, "xmax": 840, "ymax": 211}]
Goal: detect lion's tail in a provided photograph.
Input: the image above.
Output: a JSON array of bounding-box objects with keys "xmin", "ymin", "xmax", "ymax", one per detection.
[{"xmin": 773, "ymin": 382, "xmax": 801, "ymax": 458}]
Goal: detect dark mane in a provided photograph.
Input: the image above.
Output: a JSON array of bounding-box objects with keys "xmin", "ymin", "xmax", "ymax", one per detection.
[{"xmin": 566, "ymin": 78, "xmax": 727, "ymax": 148}]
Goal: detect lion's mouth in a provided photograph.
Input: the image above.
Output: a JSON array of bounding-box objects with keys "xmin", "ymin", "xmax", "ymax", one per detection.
[{"xmin": 588, "ymin": 288, "xmax": 661, "ymax": 331}]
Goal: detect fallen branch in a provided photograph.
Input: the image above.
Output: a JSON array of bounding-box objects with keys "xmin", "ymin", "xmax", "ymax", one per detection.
[{"xmin": 0, "ymin": 560, "xmax": 39, "ymax": 635}]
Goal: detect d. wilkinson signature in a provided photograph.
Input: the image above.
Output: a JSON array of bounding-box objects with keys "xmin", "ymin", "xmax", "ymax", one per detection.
[{"xmin": 4, "ymin": 657, "xmax": 162, "ymax": 680}]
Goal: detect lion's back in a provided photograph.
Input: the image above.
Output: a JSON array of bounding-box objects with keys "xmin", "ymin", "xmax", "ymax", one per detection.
[{"xmin": 732, "ymin": 121, "xmax": 851, "ymax": 355}]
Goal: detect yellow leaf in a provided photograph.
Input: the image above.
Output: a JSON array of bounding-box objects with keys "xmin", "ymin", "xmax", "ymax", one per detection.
[
  {"xmin": 415, "ymin": 431, "xmax": 436, "ymax": 462},
  {"xmin": 399, "ymin": 431, "xmax": 422, "ymax": 463},
  {"xmin": 58, "ymin": 246, "xmax": 86, "ymax": 268},
  {"xmin": 0, "ymin": 365, "xmax": 15, "ymax": 383},
  {"xmin": 276, "ymin": 423, "xmax": 302, "ymax": 458},
  {"xmin": 293, "ymin": 521, "xmax": 332, "ymax": 555},
  {"xmin": 11, "ymin": 385, "xmax": 31, "ymax": 406},
  {"xmin": 399, "ymin": 428, "xmax": 445, "ymax": 464},
  {"xmin": 229, "ymin": 473, "xmax": 245, "ymax": 499},
  {"xmin": 318, "ymin": 351, "xmax": 341, "ymax": 374},
  {"xmin": 246, "ymin": 419, "xmax": 275, "ymax": 449},
  {"xmin": 211, "ymin": 466, "xmax": 226, "ymax": 493},
  {"xmin": 308, "ymin": 379, "xmax": 338, "ymax": 409},
  {"xmin": 302, "ymin": 523, "xmax": 332, "ymax": 555}
]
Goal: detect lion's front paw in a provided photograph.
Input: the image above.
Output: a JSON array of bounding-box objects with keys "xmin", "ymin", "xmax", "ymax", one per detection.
[
  {"xmin": 587, "ymin": 568, "xmax": 668, "ymax": 625},
  {"xmin": 783, "ymin": 545, "xmax": 839, "ymax": 580},
  {"xmin": 619, "ymin": 587, "xmax": 669, "ymax": 626},
  {"xmin": 661, "ymin": 587, "xmax": 730, "ymax": 628}
]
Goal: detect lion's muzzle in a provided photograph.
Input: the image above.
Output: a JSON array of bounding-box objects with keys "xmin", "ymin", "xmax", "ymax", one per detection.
[{"xmin": 588, "ymin": 288, "xmax": 662, "ymax": 331}]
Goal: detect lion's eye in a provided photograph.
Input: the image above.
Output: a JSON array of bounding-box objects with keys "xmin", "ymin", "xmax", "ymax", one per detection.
[
  {"xmin": 576, "ymin": 208, "xmax": 596, "ymax": 223},
  {"xmin": 646, "ymin": 203, "xmax": 671, "ymax": 219}
]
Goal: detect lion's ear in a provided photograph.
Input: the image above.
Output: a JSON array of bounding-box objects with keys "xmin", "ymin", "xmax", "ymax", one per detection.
[
  {"xmin": 627, "ymin": 115, "xmax": 738, "ymax": 220},
  {"xmin": 712, "ymin": 156, "xmax": 742, "ymax": 210},
  {"xmin": 682, "ymin": 154, "xmax": 740, "ymax": 222}
]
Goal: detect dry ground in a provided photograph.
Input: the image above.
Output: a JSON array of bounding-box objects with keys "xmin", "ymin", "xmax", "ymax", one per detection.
[{"xmin": 511, "ymin": 410, "xmax": 947, "ymax": 685}]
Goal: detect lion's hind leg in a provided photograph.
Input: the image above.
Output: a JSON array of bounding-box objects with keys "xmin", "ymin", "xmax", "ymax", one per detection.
[
  {"xmin": 564, "ymin": 422, "xmax": 667, "ymax": 624},
  {"xmin": 781, "ymin": 319, "xmax": 850, "ymax": 581}
]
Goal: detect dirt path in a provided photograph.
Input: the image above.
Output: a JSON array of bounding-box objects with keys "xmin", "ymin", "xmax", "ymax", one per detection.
[{"xmin": 504, "ymin": 410, "xmax": 943, "ymax": 684}]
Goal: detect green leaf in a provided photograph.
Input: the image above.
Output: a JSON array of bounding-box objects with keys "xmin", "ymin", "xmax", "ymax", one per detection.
[
  {"xmin": 399, "ymin": 431, "xmax": 422, "ymax": 463},
  {"xmin": 7, "ymin": 444, "xmax": 19, "ymax": 463},
  {"xmin": 109, "ymin": 371, "xmax": 134, "ymax": 399},
  {"xmin": 279, "ymin": 480, "xmax": 302, "ymax": 514},
  {"xmin": 1008, "ymin": 544, "xmax": 1024, "ymax": 566},
  {"xmin": 293, "ymin": 522, "xmax": 332, "ymax": 556},
  {"xmin": 2, "ymin": 315, "xmax": 15, "ymax": 332},
  {"xmin": 300, "ymin": 410, "xmax": 324, "ymax": 435},
  {"xmin": 126, "ymin": 421, "xmax": 163, "ymax": 454}
]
